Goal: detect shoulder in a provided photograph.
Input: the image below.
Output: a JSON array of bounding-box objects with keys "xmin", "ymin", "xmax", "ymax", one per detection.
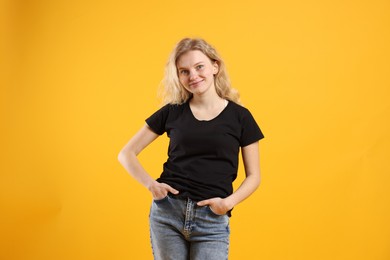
[
  {"xmin": 161, "ymin": 102, "xmax": 187, "ymax": 116},
  {"xmin": 228, "ymin": 101, "xmax": 248, "ymax": 111},
  {"xmin": 151, "ymin": 102, "xmax": 186, "ymax": 114},
  {"xmin": 226, "ymin": 101, "xmax": 261, "ymax": 129},
  {"xmin": 146, "ymin": 103, "xmax": 187, "ymax": 135},
  {"xmin": 161, "ymin": 102, "xmax": 186, "ymax": 110},
  {"xmin": 149, "ymin": 102, "xmax": 187, "ymax": 122},
  {"xmin": 227, "ymin": 101, "xmax": 253, "ymax": 118},
  {"xmin": 228, "ymin": 102, "xmax": 264, "ymax": 145}
]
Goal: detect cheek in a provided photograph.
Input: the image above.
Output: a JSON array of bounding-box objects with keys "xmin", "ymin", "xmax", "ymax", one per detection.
[
  {"xmin": 178, "ymin": 76, "xmax": 186, "ymax": 85},
  {"xmin": 203, "ymin": 69, "xmax": 214, "ymax": 78},
  {"xmin": 178, "ymin": 77, "xmax": 191, "ymax": 90}
]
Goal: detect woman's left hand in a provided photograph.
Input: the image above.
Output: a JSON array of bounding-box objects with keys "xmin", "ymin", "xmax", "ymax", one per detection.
[{"xmin": 197, "ymin": 197, "xmax": 232, "ymax": 215}]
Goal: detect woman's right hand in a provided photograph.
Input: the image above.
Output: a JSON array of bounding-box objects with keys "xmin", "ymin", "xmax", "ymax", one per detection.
[{"xmin": 148, "ymin": 181, "xmax": 179, "ymax": 200}]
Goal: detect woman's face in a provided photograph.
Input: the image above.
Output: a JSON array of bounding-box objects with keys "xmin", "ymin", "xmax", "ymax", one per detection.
[{"xmin": 176, "ymin": 50, "xmax": 219, "ymax": 96}]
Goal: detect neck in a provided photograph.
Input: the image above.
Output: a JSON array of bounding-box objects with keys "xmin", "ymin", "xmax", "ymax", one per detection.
[{"xmin": 191, "ymin": 85, "xmax": 224, "ymax": 108}]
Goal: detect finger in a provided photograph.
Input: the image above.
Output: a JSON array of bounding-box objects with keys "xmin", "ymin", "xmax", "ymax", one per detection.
[
  {"xmin": 151, "ymin": 190, "xmax": 166, "ymax": 199},
  {"xmin": 197, "ymin": 199, "xmax": 210, "ymax": 206},
  {"xmin": 163, "ymin": 183, "xmax": 179, "ymax": 194},
  {"xmin": 169, "ymin": 187, "xmax": 179, "ymax": 194}
]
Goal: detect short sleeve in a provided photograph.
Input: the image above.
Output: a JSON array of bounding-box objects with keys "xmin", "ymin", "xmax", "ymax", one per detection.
[
  {"xmin": 240, "ymin": 109, "xmax": 264, "ymax": 147},
  {"xmin": 145, "ymin": 104, "xmax": 170, "ymax": 135}
]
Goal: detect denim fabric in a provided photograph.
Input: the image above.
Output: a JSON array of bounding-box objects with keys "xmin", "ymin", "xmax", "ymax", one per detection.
[{"xmin": 149, "ymin": 195, "xmax": 230, "ymax": 260}]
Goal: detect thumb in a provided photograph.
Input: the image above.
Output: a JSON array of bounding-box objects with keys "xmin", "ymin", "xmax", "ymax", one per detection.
[
  {"xmin": 197, "ymin": 199, "xmax": 209, "ymax": 206},
  {"xmin": 165, "ymin": 184, "xmax": 179, "ymax": 194}
]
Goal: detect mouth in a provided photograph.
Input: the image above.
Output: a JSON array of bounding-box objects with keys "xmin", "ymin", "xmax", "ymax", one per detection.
[{"xmin": 189, "ymin": 80, "xmax": 204, "ymax": 87}]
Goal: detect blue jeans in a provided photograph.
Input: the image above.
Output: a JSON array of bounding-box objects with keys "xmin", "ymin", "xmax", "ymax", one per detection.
[{"xmin": 149, "ymin": 195, "xmax": 230, "ymax": 260}]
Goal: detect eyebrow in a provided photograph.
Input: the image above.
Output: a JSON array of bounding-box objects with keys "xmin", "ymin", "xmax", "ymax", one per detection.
[{"xmin": 177, "ymin": 62, "xmax": 204, "ymax": 70}]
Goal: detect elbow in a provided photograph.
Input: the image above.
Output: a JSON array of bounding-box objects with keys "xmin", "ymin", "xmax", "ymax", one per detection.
[
  {"xmin": 117, "ymin": 150, "xmax": 125, "ymax": 164},
  {"xmin": 253, "ymin": 173, "xmax": 261, "ymax": 190},
  {"xmin": 255, "ymin": 177, "xmax": 261, "ymax": 190},
  {"xmin": 118, "ymin": 149, "xmax": 131, "ymax": 164},
  {"xmin": 118, "ymin": 147, "xmax": 138, "ymax": 163}
]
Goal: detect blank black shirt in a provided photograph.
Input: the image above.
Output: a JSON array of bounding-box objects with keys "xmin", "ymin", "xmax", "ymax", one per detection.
[{"xmin": 145, "ymin": 100, "xmax": 264, "ymax": 205}]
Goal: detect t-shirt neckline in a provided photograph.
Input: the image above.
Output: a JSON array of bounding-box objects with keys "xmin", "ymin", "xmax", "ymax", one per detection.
[{"xmin": 187, "ymin": 100, "xmax": 230, "ymax": 122}]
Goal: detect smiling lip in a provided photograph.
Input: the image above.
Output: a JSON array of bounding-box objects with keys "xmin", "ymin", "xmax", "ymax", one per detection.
[{"xmin": 189, "ymin": 80, "xmax": 203, "ymax": 87}]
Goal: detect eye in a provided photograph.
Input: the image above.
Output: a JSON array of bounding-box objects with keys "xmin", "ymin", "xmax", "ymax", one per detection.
[
  {"xmin": 196, "ymin": 64, "xmax": 204, "ymax": 70},
  {"xmin": 179, "ymin": 70, "xmax": 189, "ymax": 75}
]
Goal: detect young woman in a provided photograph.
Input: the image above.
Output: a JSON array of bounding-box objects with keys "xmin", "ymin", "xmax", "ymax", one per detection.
[{"xmin": 118, "ymin": 38, "xmax": 264, "ymax": 260}]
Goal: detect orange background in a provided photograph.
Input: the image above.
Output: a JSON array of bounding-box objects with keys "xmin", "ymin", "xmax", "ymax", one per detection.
[{"xmin": 1, "ymin": 0, "xmax": 390, "ymax": 259}]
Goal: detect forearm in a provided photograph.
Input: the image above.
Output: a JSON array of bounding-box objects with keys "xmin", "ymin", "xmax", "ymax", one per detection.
[
  {"xmin": 118, "ymin": 150, "xmax": 156, "ymax": 190},
  {"xmin": 225, "ymin": 173, "xmax": 260, "ymax": 210},
  {"xmin": 225, "ymin": 141, "xmax": 261, "ymax": 210}
]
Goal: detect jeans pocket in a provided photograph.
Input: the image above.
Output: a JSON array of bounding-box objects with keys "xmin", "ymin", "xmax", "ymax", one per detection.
[
  {"xmin": 153, "ymin": 195, "xmax": 169, "ymax": 203},
  {"xmin": 207, "ymin": 206, "xmax": 226, "ymax": 217}
]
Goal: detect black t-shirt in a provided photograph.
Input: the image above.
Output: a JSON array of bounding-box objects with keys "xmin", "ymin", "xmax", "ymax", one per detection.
[{"xmin": 145, "ymin": 100, "xmax": 264, "ymax": 204}]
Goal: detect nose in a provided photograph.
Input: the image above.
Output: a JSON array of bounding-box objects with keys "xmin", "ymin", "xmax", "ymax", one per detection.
[{"xmin": 189, "ymin": 69, "xmax": 197, "ymax": 80}]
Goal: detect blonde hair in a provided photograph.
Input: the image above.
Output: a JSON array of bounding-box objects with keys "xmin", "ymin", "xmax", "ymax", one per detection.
[{"xmin": 158, "ymin": 38, "xmax": 240, "ymax": 105}]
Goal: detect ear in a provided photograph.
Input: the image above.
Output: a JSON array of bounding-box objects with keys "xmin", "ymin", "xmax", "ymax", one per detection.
[{"xmin": 212, "ymin": 61, "xmax": 219, "ymax": 75}]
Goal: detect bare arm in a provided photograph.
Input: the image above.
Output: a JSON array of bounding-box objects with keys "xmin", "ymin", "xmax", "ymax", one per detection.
[
  {"xmin": 197, "ymin": 141, "xmax": 261, "ymax": 214},
  {"xmin": 117, "ymin": 124, "xmax": 179, "ymax": 199}
]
